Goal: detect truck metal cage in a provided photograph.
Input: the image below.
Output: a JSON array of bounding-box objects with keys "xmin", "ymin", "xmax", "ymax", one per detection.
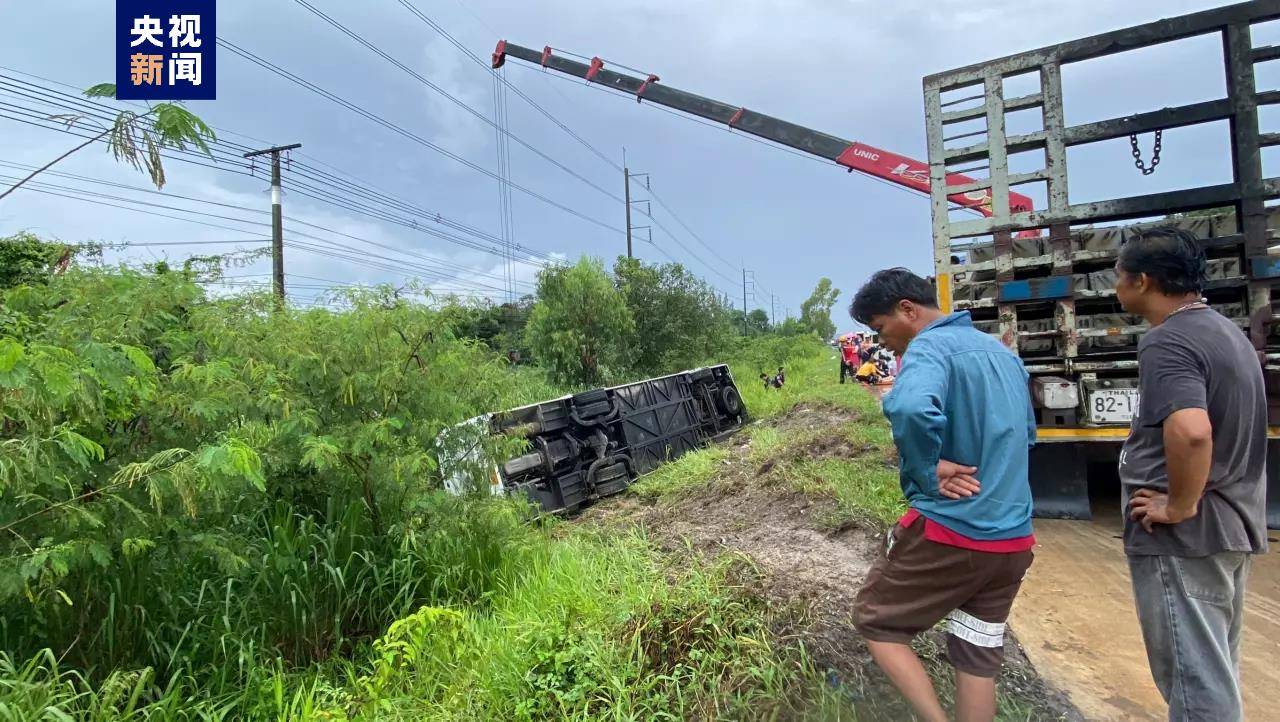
[
  {"xmin": 923, "ymin": 0, "xmax": 1280, "ymax": 396},
  {"xmin": 924, "ymin": 1, "xmax": 1280, "ymax": 527}
]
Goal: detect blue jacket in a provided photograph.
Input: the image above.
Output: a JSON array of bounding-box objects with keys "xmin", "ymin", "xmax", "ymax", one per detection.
[{"xmin": 881, "ymin": 311, "xmax": 1036, "ymax": 540}]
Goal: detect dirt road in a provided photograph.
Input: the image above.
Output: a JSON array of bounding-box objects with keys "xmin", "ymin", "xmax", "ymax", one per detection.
[{"xmin": 1010, "ymin": 505, "xmax": 1280, "ymax": 721}]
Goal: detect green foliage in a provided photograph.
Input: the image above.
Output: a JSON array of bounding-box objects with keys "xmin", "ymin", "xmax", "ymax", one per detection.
[
  {"xmin": 0, "ymin": 250, "xmax": 880, "ymax": 719},
  {"xmin": 79, "ymin": 83, "xmax": 215, "ymax": 190},
  {"xmin": 613, "ymin": 256, "xmax": 735, "ymax": 374},
  {"xmin": 438, "ymin": 296, "xmax": 533, "ymax": 360},
  {"xmin": 799, "ymin": 277, "xmax": 841, "ymax": 341},
  {"xmin": 0, "ymin": 260, "xmax": 542, "ymax": 681},
  {"xmin": 524, "ymin": 258, "xmax": 634, "ymax": 386},
  {"xmin": 3, "ymin": 83, "xmax": 217, "ymax": 202},
  {"xmin": 0, "ymin": 231, "xmax": 71, "ymax": 289}
]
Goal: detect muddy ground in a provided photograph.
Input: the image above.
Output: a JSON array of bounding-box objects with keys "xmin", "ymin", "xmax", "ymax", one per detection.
[{"xmin": 584, "ymin": 403, "xmax": 1081, "ymax": 721}]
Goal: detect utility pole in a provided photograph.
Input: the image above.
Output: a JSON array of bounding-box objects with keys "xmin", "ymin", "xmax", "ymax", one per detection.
[
  {"xmin": 771, "ymin": 294, "xmax": 777, "ymax": 327},
  {"xmin": 624, "ymin": 165, "xmax": 633, "ymax": 259},
  {"xmin": 741, "ymin": 268, "xmax": 748, "ymax": 333},
  {"xmin": 623, "ymin": 151, "xmax": 650, "ymax": 260},
  {"xmin": 243, "ymin": 142, "xmax": 302, "ymax": 304}
]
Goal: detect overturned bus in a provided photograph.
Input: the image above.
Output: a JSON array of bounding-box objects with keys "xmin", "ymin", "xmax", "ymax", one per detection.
[{"xmin": 440, "ymin": 364, "xmax": 746, "ymax": 513}]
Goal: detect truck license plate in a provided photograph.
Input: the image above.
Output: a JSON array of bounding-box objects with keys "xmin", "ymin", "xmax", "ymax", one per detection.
[{"xmin": 1088, "ymin": 388, "xmax": 1139, "ymax": 424}]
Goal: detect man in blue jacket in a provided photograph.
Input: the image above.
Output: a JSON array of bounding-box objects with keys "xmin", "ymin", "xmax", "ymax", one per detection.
[{"xmin": 849, "ymin": 268, "xmax": 1036, "ymax": 722}]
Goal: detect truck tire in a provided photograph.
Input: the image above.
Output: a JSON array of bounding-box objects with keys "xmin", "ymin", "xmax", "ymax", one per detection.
[
  {"xmin": 689, "ymin": 368, "xmax": 715, "ymax": 384},
  {"xmin": 572, "ymin": 389, "xmax": 608, "ymax": 405},
  {"xmin": 592, "ymin": 462, "xmax": 630, "ymax": 497},
  {"xmin": 572, "ymin": 389, "xmax": 613, "ymax": 420},
  {"xmin": 718, "ymin": 386, "xmax": 743, "ymax": 416}
]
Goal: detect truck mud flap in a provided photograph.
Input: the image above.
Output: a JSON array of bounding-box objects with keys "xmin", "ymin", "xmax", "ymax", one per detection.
[{"xmin": 1028, "ymin": 444, "xmax": 1092, "ymax": 521}]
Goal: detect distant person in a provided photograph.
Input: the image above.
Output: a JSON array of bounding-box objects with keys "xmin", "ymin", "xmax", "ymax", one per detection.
[
  {"xmin": 849, "ymin": 268, "xmax": 1036, "ymax": 722},
  {"xmin": 840, "ymin": 339, "xmax": 860, "ymax": 384},
  {"xmin": 855, "ymin": 359, "xmax": 882, "ymax": 385},
  {"xmin": 1114, "ymin": 227, "xmax": 1267, "ymax": 722},
  {"xmin": 759, "ymin": 372, "xmax": 771, "ymax": 390},
  {"xmin": 773, "ymin": 366, "xmax": 786, "ymax": 388}
]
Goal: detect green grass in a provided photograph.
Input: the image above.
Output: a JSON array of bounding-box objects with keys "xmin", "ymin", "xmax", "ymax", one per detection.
[
  {"xmin": 0, "ymin": 337, "xmax": 1060, "ymax": 721},
  {"xmin": 630, "ymin": 445, "xmax": 731, "ymax": 501},
  {"xmin": 310, "ymin": 528, "xmax": 852, "ymax": 721},
  {"xmin": 0, "ymin": 518, "xmax": 857, "ymax": 721},
  {"xmin": 730, "ymin": 337, "xmax": 865, "ymax": 420}
]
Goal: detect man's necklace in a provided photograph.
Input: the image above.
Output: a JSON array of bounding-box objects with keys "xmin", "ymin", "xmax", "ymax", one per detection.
[{"xmin": 1166, "ymin": 298, "xmax": 1208, "ymax": 320}]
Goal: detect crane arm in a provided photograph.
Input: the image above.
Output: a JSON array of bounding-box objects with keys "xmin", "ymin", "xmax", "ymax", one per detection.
[{"xmin": 493, "ymin": 41, "xmax": 1034, "ymax": 217}]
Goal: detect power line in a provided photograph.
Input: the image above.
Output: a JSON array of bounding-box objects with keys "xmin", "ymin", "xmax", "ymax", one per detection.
[
  {"xmin": 216, "ymin": 37, "xmax": 626, "ymax": 237},
  {"xmin": 644, "ymin": 183, "xmax": 736, "ymax": 271},
  {"xmin": 3, "ymin": 66, "xmax": 735, "ymax": 303},
  {"xmin": 383, "ymin": 10, "xmax": 749, "ymax": 293},
  {"xmin": 393, "ymin": 0, "xmax": 624, "ymax": 173},
  {"xmin": 0, "ymin": 159, "xmax": 537, "ymax": 285},
  {"xmin": 5, "ymin": 69, "xmax": 737, "ymax": 300},
  {"xmin": 0, "ymin": 84, "xmax": 559, "ymax": 266},
  {"xmin": 1, "ymin": 176, "xmax": 523, "ymax": 295},
  {"xmin": 225, "ymin": 21, "xmax": 747, "ymax": 299},
  {"xmin": 289, "ymin": 0, "xmax": 624, "ymax": 205},
  {"xmin": 0, "ymin": 71, "xmax": 562, "ymax": 263},
  {"xmin": 0, "ymin": 102, "xmax": 552, "ymax": 275},
  {"xmin": 4, "ymin": 68, "xmax": 733, "ymax": 300},
  {"xmin": 99, "ymin": 239, "xmax": 270, "ymax": 247}
]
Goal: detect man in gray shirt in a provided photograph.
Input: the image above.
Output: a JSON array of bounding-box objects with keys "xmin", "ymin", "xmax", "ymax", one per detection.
[{"xmin": 1115, "ymin": 226, "xmax": 1268, "ymax": 721}]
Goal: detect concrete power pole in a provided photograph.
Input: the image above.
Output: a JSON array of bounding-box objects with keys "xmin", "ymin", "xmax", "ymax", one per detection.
[
  {"xmin": 771, "ymin": 294, "xmax": 777, "ymax": 327},
  {"xmin": 243, "ymin": 142, "xmax": 302, "ymax": 304},
  {"xmin": 624, "ymin": 166, "xmax": 633, "ymax": 259}
]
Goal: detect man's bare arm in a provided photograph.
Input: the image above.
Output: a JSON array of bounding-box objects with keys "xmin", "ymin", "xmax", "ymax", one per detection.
[
  {"xmin": 1129, "ymin": 407, "xmax": 1212, "ymax": 531},
  {"xmin": 1163, "ymin": 407, "xmax": 1212, "ymax": 519}
]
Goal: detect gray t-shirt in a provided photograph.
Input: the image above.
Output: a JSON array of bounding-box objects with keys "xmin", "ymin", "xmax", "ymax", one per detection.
[{"xmin": 1119, "ymin": 306, "xmax": 1269, "ymax": 557}]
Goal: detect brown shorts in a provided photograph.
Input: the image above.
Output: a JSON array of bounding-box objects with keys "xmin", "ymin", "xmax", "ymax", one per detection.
[{"xmin": 854, "ymin": 515, "xmax": 1033, "ymax": 677}]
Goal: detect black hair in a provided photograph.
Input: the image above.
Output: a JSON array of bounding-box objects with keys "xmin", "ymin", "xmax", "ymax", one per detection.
[
  {"xmin": 849, "ymin": 267, "xmax": 938, "ymax": 325},
  {"xmin": 1117, "ymin": 226, "xmax": 1207, "ymax": 295}
]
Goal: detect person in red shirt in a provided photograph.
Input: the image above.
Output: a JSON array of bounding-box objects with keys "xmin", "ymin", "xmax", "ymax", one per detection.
[{"xmin": 839, "ymin": 338, "xmax": 860, "ymax": 384}]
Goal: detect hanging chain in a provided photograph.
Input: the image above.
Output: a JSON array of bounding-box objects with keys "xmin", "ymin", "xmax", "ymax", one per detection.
[{"xmin": 1129, "ymin": 130, "xmax": 1163, "ymax": 175}]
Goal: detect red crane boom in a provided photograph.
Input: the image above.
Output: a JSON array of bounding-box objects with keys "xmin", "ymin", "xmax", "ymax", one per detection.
[{"xmin": 492, "ymin": 41, "xmax": 1035, "ymax": 218}]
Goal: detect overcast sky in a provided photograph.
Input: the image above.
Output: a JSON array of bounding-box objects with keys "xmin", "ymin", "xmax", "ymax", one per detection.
[{"xmin": 0, "ymin": 0, "xmax": 1267, "ymax": 331}]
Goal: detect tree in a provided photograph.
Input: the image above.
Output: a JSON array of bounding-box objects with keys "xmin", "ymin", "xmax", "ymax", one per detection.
[
  {"xmin": 774, "ymin": 316, "xmax": 808, "ymax": 336},
  {"xmin": 727, "ymin": 308, "xmax": 771, "ymax": 336},
  {"xmin": 0, "ymin": 84, "xmax": 215, "ymax": 202},
  {"xmin": 799, "ymin": 278, "xmax": 841, "ymax": 341},
  {"xmin": 440, "ymin": 295, "xmax": 534, "ymax": 361},
  {"xmin": 613, "ymin": 257, "xmax": 735, "ymax": 373},
  {"xmin": 525, "ymin": 258, "xmax": 634, "ymax": 386},
  {"xmin": 0, "ymin": 232, "xmax": 71, "ymax": 289}
]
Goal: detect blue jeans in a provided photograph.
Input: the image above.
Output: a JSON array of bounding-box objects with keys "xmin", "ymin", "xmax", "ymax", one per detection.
[{"xmin": 1128, "ymin": 552, "xmax": 1250, "ymax": 722}]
